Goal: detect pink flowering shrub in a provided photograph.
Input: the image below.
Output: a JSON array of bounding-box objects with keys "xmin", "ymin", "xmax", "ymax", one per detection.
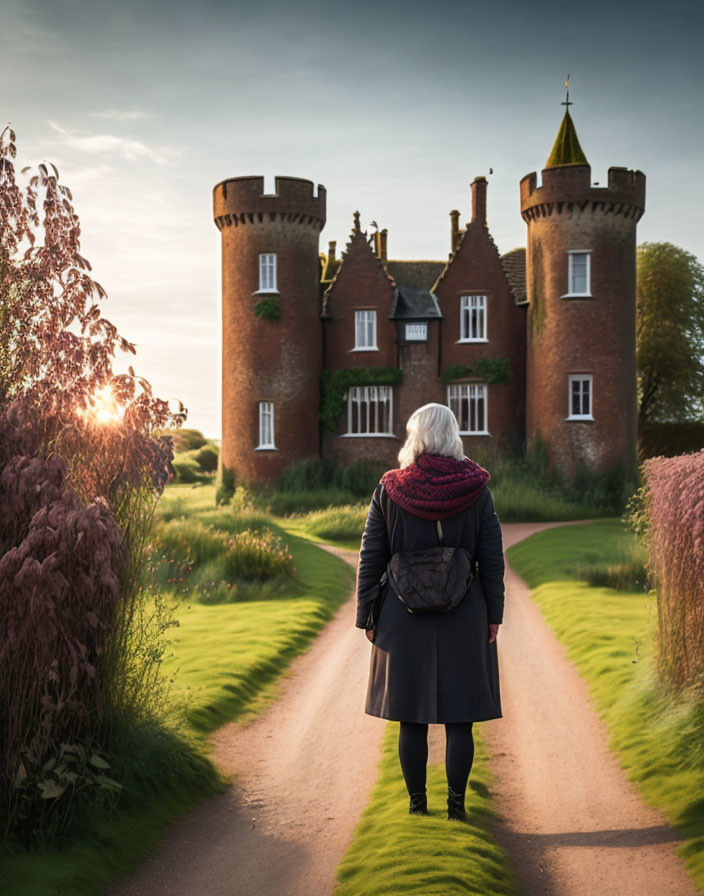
[
  {"xmin": 639, "ymin": 449, "xmax": 704, "ymax": 692},
  {"xmin": 0, "ymin": 125, "xmax": 187, "ymax": 844}
]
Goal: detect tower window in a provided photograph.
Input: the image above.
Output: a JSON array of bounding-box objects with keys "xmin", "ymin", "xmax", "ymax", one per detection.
[
  {"xmin": 345, "ymin": 385, "xmax": 393, "ymax": 435},
  {"xmin": 459, "ymin": 295, "xmax": 487, "ymax": 341},
  {"xmin": 447, "ymin": 384, "xmax": 489, "ymax": 434},
  {"xmin": 566, "ymin": 251, "xmax": 591, "ymax": 296},
  {"xmin": 566, "ymin": 375, "xmax": 593, "ymax": 419},
  {"xmin": 258, "ymin": 253, "xmax": 277, "ymax": 292},
  {"xmin": 353, "ymin": 309, "xmax": 378, "ymax": 350},
  {"xmin": 257, "ymin": 401, "xmax": 276, "ymax": 448}
]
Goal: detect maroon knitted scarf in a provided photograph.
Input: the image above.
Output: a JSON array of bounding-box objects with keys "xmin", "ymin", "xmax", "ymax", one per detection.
[{"xmin": 381, "ymin": 453, "xmax": 490, "ymax": 520}]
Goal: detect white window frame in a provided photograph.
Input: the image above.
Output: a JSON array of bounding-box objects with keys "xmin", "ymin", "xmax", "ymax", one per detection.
[
  {"xmin": 344, "ymin": 385, "xmax": 393, "ymax": 436},
  {"xmin": 447, "ymin": 384, "xmax": 489, "ymax": 435},
  {"xmin": 256, "ymin": 401, "xmax": 277, "ymax": 449},
  {"xmin": 258, "ymin": 253, "xmax": 277, "ymax": 293},
  {"xmin": 352, "ymin": 309, "xmax": 378, "ymax": 351},
  {"xmin": 563, "ymin": 250, "xmax": 591, "ymax": 297},
  {"xmin": 458, "ymin": 295, "xmax": 488, "ymax": 342},
  {"xmin": 566, "ymin": 374, "xmax": 594, "ymax": 420}
]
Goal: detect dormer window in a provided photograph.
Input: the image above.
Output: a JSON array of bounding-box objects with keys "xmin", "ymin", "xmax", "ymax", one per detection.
[
  {"xmin": 353, "ymin": 309, "xmax": 378, "ymax": 351},
  {"xmin": 564, "ymin": 251, "xmax": 591, "ymax": 297},
  {"xmin": 459, "ymin": 295, "xmax": 487, "ymax": 342},
  {"xmin": 258, "ymin": 253, "xmax": 277, "ymax": 292}
]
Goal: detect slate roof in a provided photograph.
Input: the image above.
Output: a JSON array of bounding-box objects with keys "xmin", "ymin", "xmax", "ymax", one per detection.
[
  {"xmin": 389, "ymin": 284, "xmax": 442, "ymax": 319},
  {"xmin": 385, "ymin": 260, "xmax": 444, "ymax": 320},
  {"xmin": 386, "ymin": 260, "xmax": 446, "ymax": 290},
  {"xmin": 319, "ymin": 247, "xmax": 527, "ymax": 317},
  {"xmin": 500, "ymin": 248, "xmax": 527, "ymax": 303}
]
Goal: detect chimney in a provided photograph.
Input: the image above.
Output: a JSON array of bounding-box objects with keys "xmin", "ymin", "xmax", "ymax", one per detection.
[
  {"xmin": 328, "ymin": 240, "xmax": 336, "ymax": 262},
  {"xmin": 471, "ymin": 176, "xmax": 487, "ymax": 226},
  {"xmin": 450, "ymin": 209, "xmax": 460, "ymax": 252},
  {"xmin": 373, "ymin": 229, "xmax": 388, "ymax": 262}
]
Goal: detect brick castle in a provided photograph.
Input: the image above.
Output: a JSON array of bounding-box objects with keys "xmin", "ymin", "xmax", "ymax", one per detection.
[{"xmin": 213, "ymin": 107, "xmax": 646, "ymax": 486}]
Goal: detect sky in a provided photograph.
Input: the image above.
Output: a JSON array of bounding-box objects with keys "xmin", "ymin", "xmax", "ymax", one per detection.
[{"xmin": 2, "ymin": 0, "xmax": 703, "ymax": 439}]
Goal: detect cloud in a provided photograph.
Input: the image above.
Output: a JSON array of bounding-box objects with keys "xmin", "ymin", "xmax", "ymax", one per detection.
[
  {"xmin": 92, "ymin": 109, "xmax": 153, "ymax": 121},
  {"xmin": 47, "ymin": 120, "xmax": 176, "ymax": 165}
]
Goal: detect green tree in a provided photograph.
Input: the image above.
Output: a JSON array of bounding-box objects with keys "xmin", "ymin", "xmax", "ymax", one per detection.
[{"xmin": 636, "ymin": 242, "xmax": 704, "ymax": 422}]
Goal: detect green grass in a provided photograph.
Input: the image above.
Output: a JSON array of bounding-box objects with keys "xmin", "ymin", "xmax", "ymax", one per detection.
[
  {"xmin": 507, "ymin": 520, "xmax": 704, "ymax": 891},
  {"xmin": 334, "ymin": 723, "xmax": 519, "ymax": 895},
  {"xmin": 1, "ymin": 483, "xmax": 355, "ymax": 895},
  {"xmin": 285, "ymin": 475, "xmax": 622, "ymax": 557}
]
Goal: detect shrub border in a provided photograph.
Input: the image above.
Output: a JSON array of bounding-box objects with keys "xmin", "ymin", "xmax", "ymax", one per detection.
[{"xmin": 441, "ymin": 357, "xmax": 511, "ymax": 385}]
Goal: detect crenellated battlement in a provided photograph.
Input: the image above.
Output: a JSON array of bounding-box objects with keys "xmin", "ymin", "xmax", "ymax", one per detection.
[
  {"xmin": 213, "ymin": 175, "xmax": 326, "ymax": 231},
  {"xmin": 520, "ymin": 164, "xmax": 646, "ymax": 223}
]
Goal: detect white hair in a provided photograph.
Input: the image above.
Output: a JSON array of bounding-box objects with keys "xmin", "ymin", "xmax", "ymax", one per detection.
[{"xmin": 397, "ymin": 403, "xmax": 464, "ymax": 469}]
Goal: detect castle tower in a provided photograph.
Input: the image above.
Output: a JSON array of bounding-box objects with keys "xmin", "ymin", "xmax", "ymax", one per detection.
[
  {"xmin": 520, "ymin": 108, "xmax": 645, "ymax": 481},
  {"xmin": 213, "ymin": 176, "xmax": 326, "ymax": 484}
]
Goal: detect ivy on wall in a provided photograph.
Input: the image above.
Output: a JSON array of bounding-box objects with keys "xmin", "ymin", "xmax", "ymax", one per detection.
[
  {"xmin": 441, "ymin": 357, "xmax": 511, "ymax": 385},
  {"xmin": 254, "ymin": 296, "xmax": 282, "ymax": 321},
  {"xmin": 320, "ymin": 367, "xmax": 403, "ymax": 434}
]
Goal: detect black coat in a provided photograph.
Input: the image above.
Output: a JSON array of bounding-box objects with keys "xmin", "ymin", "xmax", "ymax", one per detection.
[{"xmin": 355, "ymin": 481, "xmax": 505, "ymax": 723}]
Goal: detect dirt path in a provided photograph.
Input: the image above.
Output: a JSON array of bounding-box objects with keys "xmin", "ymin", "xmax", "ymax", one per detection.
[
  {"xmin": 484, "ymin": 521, "xmax": 700, "ymax": 896},
  {"xmin": 109, "ymin": 525, "xmax": 699, "ymax": 896},
  {"xmin": 109, "ymin": 543, "xmax": 387, "ymax": 896}
]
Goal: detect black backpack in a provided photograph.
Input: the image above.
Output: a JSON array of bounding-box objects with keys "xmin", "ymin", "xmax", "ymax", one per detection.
[{"xmin": 387, "ymin": 518, "xmax": 474, "ymax": 614}]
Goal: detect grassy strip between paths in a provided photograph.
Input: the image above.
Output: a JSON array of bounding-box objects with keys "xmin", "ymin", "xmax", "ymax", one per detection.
[
  {"xmin": 506, "ymin": 520, "xmax": 704, "ymax": 892},
  {"xmin": 334, "ymin": 722, "xmax": 519, "ymax": 895},
  {"xmin": 1, "ymin": 484, "xmax": 356, "ymax": 896}
]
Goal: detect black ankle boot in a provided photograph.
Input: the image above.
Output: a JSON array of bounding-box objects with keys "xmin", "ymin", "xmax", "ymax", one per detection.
[
  {"xmin": 447, "ymin": 785, "xmax": 466, "ymax": 820},
  {"xmin": 408, "ymin": 791, "xmax": 428, "ymax": 815}
]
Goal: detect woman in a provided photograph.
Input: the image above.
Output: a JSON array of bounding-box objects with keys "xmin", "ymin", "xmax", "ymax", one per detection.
[{"xmin": 355, "ymin": 403, "xmax": 505, "ymax": 820}]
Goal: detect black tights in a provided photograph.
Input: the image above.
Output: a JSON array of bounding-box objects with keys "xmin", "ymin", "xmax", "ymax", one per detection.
[{"xmin": 398, "ymin": 721, "xmax": 474, "ymax": 796}]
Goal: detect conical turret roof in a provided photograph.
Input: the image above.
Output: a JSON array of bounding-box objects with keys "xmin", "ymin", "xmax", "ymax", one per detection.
[{"xmin": 545, "ymin": 110, "xmax": 588, "ymax": 168}]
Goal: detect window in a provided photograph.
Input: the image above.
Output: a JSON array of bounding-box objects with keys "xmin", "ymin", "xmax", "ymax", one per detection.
[
  {"xmin": 257, "ymin": 401, "xmax": 276, "ymax": 448},
  {"xmin": 459, "ymin": 295, "xmax": 487, "ymax": 341},
  {"xmin": 258, "ymin": 253, "xmax": 277, "ymax": 292},
  {"xmin": 566, "ymin": 251, "xmax": 591, "ymax": 296},
  {"xmin": 405, "ymin": 323, "xmax": 427, "ymax": 341},
  {"xmin": 354, "ymin": 309, "xmax": 377, "ymax": 350},
  {"xmin": 345, "ymin": 385, "xmax": 393, "ymax": 435},
  {"xmin": 566, "ymin": 375, "xmax": 593, "ymax": 420},
  {"xmin": 447, "ymin": 384, "xmax": 488, "ymax": 434}
]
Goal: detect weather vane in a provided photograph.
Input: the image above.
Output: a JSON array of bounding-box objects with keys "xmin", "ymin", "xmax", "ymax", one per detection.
[{"xmin": 562, "ymin": 74, "xmax": 572, "ymax": 110}]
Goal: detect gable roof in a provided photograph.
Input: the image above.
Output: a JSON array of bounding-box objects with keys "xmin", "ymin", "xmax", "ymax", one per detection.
[
  {"xmin": 320, "ymin": 213, "xmax": 395, "ymax": 318},
  {"xmin": 320, "ymin": 227, "xmax": 526, "ymax": 317}
]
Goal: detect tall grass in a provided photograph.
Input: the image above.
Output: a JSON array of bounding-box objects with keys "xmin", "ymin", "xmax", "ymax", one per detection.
[
  {"xmin": 147, "ymin": 515, "xmax": 296, "ymax": 603},
  {"xmin": 304, "ymin": 504, "xmax": 369, "ymax": 541},
  {"xmin": 636, "ymin": 449, "xmax": 704, "ymax": 692},
  {"xmin": 570, "ymin": 539, "xmax": 650, "ymax": 592}
]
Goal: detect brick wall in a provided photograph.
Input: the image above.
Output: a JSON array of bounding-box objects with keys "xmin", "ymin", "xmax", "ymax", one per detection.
[{"xmin": 214, "ymin": 177, "xmax": 326, "ymax": 485}]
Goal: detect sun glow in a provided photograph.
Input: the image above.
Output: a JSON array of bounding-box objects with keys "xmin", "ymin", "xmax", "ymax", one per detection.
[{"xmin": 84, "ymin": 385, "xmax": 123, "ymax": 425}]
